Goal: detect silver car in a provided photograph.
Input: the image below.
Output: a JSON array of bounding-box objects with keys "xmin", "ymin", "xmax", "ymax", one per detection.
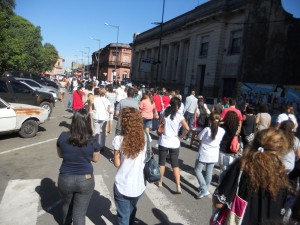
[{"xmin": 15, "ymin": 77, "xmax": 60, "ymax": 101}]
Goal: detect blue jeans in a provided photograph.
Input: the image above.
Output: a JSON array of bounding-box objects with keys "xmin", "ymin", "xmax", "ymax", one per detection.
[
  {"xmin": 114, "ymin": 183, "xmax": 143, "ymax": 225},
  {"xmin": 93, "ymin": 120, "xmax": 107, "ymax": 148},
  {"xmin": 58, "ymin": 174, "xmax": 95, "ymax": 225},
  {"xmin": 184, "ymin": 111, "xmax": 194, "ymax": 138},
  {"xmin": 194, "ymin": 161, "xmax": 215, "ymax": 193},
  {"xmin": 152, "ymin": 111, "xmax": 162, "ymax": 131}
]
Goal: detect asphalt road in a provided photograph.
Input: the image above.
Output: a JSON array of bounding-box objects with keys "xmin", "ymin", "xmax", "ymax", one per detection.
[{"xmin": 0, "ymin": 93, "xmax": 219, "ymax": 225}]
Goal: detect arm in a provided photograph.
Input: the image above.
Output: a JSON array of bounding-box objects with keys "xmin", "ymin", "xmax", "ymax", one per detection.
[
  {"xmin": 92, "ymin": 152, "xmax": 100, "ymax": 162},
  {"xmin": 180, "ymin": 118, "xmax": 190, "ymax": 139},
  {"xmin": 212, "ymin": 196, "xmax": 225, "ymax": 209},
  {"xmin": 113, "ymin": 150, "xmax": 121, "ymax": 168},
  {"xmin": 57, "ymin": 146, "xmax": 63, "ymax": 158}
]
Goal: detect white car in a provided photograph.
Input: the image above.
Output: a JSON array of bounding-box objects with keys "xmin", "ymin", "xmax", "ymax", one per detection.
[
  {"xmin": 0, "ymin": 97, "xmax": 49, "ymax": 138},
  {"xmin": 15, "ymin": 77, "xmax": 60, "ymax": 101}
]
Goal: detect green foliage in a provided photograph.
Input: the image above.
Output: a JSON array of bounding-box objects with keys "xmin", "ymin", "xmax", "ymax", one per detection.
[
  {"xmin": 0, "ymin": 0, "xmax": 16, "ymax": 15},
  {"xmin": 0, "ymin": 5, "xmax": 59, "ymax": 74}
]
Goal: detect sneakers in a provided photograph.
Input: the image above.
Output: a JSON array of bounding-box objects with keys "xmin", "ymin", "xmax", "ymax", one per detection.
[
  {"xmin": 156, "ymin": 181, "xmax": 162, "ymax": 187},
  {"xmin": 176, "ymin": 185, "xmax": 182, "ymax": 194},
  {"xmin": 196, "ymin": 190, "xmax": 210, "ymax": 199}
]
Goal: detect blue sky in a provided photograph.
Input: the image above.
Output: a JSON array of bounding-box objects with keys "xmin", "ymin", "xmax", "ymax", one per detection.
[{"xmin": 15, "ymin": 0, "xmax": 300, "ymax": 70}]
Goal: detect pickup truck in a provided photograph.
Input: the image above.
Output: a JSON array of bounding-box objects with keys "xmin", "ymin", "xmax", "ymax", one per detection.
[
  {"xmin": 0, "ymin": 77, "xmax": 55, "ymax": 117},
  {"xmin": 0, "ymin": 97, "xmax": 49, "ymax": 138}
]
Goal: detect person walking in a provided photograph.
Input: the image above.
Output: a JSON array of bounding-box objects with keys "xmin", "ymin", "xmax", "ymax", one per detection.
[
  {"xmin": 194, "ymin": 112, "xmax": 225, "ymax": 199},
  {"xmin": 183, "ymin": 90, "xmax": 198, "ymax": 141},
  {"xmin": 213, "ymin": 128, "xmax": 290, "ymax": 224},
  {"xmin": 93, "ymin": 87, "xmax": 111, "ymax": 151},
  {"xmin": 115, "ymin": 88, "xmax": 139, "ymax": 135},
  {"xmin": 57, "ymin": 108, "xmax": 100, "ymax": 225},
  {"xmin": 157, "ymin": 97, "xmax": 190, "ymax": 193},
  {"xmin": 112, "ymin": 107, "xmax": 148, "ymax": 225},
  {"xmin": 139, "ymin": 92, "xmax": 155, "ymax": 133},
  {"xmin": 59, "ymin": 78, "xmax": 67, "ymax": 102},
  {"xmin": 72, "ymin": 84, "xmax": 85, "ymax": 112},
  {"xmin": 105, "ymin": 84, "xmax": 117, "ymax": 135},
  {"xmin": 256, "ymin": 104, "xmax": 271, "ymax": 131},
  {"xmin": 241, "ymin": 105, "xmax": 256, "ymax": 147}
]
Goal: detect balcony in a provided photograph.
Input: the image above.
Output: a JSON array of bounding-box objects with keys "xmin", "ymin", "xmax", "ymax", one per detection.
[{"xmin": 107, "ymin": 61, "xmax": 131, "ymax": 68}]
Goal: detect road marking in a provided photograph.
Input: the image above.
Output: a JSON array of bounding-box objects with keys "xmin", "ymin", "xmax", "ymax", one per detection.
[
  {"xmin": 0, "ymin": 179, "xmax": 40, "ymax": 225},
  {"xmin": 0, "ymin": 138, "xmax": 57, "ymax": 155},
  {"xmin": 145, "ymin": 183, "xmax": 191, "ymax": 225}
]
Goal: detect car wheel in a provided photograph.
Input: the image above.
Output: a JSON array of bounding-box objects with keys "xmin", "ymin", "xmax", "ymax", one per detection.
[
  {"xmin": 39, "ymin": 102, "xmax": 53, "ymax": 117},
  {"xmin": 19, "ymin": 120, "xmax": 38, "ymax": 138}
]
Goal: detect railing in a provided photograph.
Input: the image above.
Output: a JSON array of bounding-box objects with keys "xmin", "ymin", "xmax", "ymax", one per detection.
[{"xmin": 107, "ymin": 61, "xmax": 131, "ymax": 67}]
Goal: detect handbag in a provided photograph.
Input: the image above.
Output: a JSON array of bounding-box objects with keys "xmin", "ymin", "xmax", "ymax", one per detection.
[
  {"xmin": 210, "ymin": 170, "xmax": 248, "ymax": 225},
  {"xmin": 143, "ymin": 132, "xmax": 161, "ymax": 183}
]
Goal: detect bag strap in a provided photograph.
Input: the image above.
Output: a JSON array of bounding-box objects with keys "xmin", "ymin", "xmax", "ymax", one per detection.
[
  {"xmin": 144, "ymin": 132, "xmax": 151, "ymax": 163},
  {"xmin": 236, "ymin": 170, "xmax": 243, "ymax": 195}
]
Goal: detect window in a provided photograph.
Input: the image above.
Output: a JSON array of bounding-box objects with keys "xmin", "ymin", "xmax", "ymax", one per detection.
[
  {"xmin": 0, "ymin": 81, "xmax": 8, "ymax": 93},
  {"xmin": 11, "ymin": 82, "xmax": 31, "ymax": 94},
  {"xmin": 199, "ymin": 36, "xmax": 209, "ymax": 57},
  {"xmin": 24, "ymin": 80, "xmax": 40, "ymax": 88},
  {"xmin": 230, "ymin": 30, "xmax": 242, "ymax": 54}
]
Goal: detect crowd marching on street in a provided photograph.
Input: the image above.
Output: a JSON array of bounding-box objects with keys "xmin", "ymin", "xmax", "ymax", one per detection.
[{"xmin": 55, "ymin": 75, "xmax": 300, "ymax": 225}]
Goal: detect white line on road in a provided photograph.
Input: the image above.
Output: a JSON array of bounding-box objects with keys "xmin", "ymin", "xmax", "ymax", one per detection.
[
  {"xmin": 0, "ymin": 138, "xmax": 58, "ymax": 155},
  {"xmin": 0, "ymin": 179, "xmax": 40, "ymax": 225}
]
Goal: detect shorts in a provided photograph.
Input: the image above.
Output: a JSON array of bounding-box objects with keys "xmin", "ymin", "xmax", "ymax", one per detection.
[
  {"xmin": 143, "ymin": 118, "xmax": 152, "ymax": 128},
  {"xmin": 158, "ymin": 146, "xmax": 179, "ymax": 168},
  {"xmin": 109, "ymin": 110, "xmax": 114, "ymax": 121}
]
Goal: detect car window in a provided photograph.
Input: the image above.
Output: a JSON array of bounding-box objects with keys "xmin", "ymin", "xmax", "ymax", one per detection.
[
  {"xmin": 24, "ymin": 80, "xmax": 40, "ymax": 88},
  {"xmin": 11, "ymin": 81, "xmax": 31, "ymax": 94},
  {"xmin": 0, "ymin": 81, "xmax": 8, "ymax": 93},
  {"xmin": 0, "ymin": 100, "xmax": 6, "ymax": 108}
]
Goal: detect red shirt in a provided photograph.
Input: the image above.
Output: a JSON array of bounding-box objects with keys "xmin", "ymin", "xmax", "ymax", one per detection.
[
  {"xmin": 220, "ymin": 107, "xmax": 243, "ymax": 121},
  {"xmin": 72, "ymin": 90, "xmax": 84, "ymax": 110},
  {"xmin": 162, "ymin": 95, "xmax": 170, "ymax": 109},
  {"xmin": 153, "ymin": 94, "xmax": 163, "ymax": 112}
]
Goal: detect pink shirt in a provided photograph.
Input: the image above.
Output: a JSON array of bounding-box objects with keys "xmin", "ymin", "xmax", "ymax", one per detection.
[{"xmin": 139, "ymin": 98, "xmax": 154, "ymax": 119}]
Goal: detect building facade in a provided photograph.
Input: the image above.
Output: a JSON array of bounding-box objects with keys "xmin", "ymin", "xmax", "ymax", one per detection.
[
  {"xmin": 91, "ymin": 43, "xmax": 132, "ymax": 82},
  {"xmin": 131, "ymin": 0, "xmax": 300, "ymax": 98}
]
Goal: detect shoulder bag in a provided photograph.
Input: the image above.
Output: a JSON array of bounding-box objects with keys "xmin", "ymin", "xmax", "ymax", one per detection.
[
  {"xmin": 157, "ymin": 114, "xmax": 165, "ymax": 136},
  {"xmin": 143, "ymin": 132, "xmax": 161, "ymax": 183},
  {"xmin": 210, "ymin": 170, "xmax": 248, "ymax": 225}
]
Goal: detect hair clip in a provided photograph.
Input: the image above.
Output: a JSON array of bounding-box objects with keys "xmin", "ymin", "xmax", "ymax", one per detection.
[
  {"xmin": 258, "ymin": 147, "xmax": 264, "ymax": 153},
  {"xmin": 215, "ymin": 119, "xmax": 219, "ymax": 122}
]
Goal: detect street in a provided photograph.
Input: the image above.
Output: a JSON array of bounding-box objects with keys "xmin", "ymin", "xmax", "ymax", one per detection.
[{"xmin": 0, "ymin": 93, "xmax": 218, "ymax": 225}]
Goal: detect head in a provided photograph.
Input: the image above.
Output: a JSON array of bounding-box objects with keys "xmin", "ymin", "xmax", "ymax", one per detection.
[
  {"xmin": 241, "ymin": 128, "xmax": 290, "ymax": 198},
  {"xmin": 165, "ymin": 97, "xmax": 181, "ymax": 120},
  {"xmin": 107, "ymin": 84, "xmax": 113, "ymax": 93},
  {"xmin": 246, "ymin": 105, "xmax": 254, "ymax": 114},
  {"xmin": 279, "ymin": 120, "xmax": 295, "ymax": 150},
  {"xmin": 198, "ymin": 96, "xmax": 204, "ymax": 103},
  {"xmin": 228, "ymin": 98, "xmax": 237, "ymax": 106},
  {"xmin": 93, "ymin": 87, "xmax": 100, "ymax": 96},
  {"xmin": 259, "ymin": 104, "xmax": 269, "ymax": 113},
  {"xmin": 287, "ymin": 105, "xmax": 294, "ymax": 114},
  {"xmin": 127, "ymin": 87, "xmax": 135, "ymax": 98},
  {"xmin": 69, "ymin": 108, "xmax": 93, "ymax": 146},
  {"xmin": 99, "ymin": 87, "xmax": 106, "ymax": 97},
  {"xmin": 121, "ymin": 108, "xmax": 145, "ymax": 159},
  {"xmin": 223, "ymin": 111, "xmax": 239, "ymax": 135}
]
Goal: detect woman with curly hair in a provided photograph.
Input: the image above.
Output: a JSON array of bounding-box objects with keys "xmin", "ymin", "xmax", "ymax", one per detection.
[
  {"xmin": 112, "ymin": 107, "xmax": 148, "ymax": 225},
  {"xmin": 213, "ymin": 128, "xmax": 290, "ymax": 224},
  {"xmin": 219, "ymin": 111, "xmax": 240, "ymax": 181},
  {"xmin": 157, "ymin": 97, "xmax": 189, "ymax": 193}
]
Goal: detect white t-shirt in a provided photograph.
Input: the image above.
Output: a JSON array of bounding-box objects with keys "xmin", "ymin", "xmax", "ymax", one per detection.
[
  {"xmin": 93, "ymin": 96, "xmax": 111, "ymax": 121},
  {"xmin": 276, "ymin": 113, "xmax": 289, "ymax": 124},
  {"xmin": 196, "ymin": 126, "xmax": 225, "ymax": 163},
  {"xmin": 116, "ymin": 87, "xmax": 125, "ymax": 102},
  {"xmin": 112, "ymin": 135, "xmax": 149, "ymax": 197},
  {"xmin": 158, "ymin": 112, "xmax": 184, "ymax": 148}
]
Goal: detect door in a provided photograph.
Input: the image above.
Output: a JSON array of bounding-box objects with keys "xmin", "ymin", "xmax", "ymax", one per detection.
[
  {"xmin": 10, "ymin": 81, "xmax": 37, "ymax": 106},
  {"xmin": 0, "ymin": 99, "xmax": 17, "ymax": 132}
]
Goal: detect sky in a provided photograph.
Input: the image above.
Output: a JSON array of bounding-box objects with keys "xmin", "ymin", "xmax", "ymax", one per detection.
[{"xmin": 14, "ymin": 0, "xmax": 300, "ymax": 71}]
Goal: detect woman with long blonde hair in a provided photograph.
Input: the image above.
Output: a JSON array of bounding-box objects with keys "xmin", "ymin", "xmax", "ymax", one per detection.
[
  {"xmin": 213, "ymin": 128, "xmax": 290, "ymax": 224},
  {"xmin": 112, "ymin": 107, "xmax": 148, "ymax": 225}
]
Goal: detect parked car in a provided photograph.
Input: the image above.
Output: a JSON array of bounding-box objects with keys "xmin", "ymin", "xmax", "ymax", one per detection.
[
  {"xmin": 14, "ymin": 77, "xmax": 60, "ymax": 101},
  {"xmin": 2, "ymin": 71, "xmax": 59, "ymax": 89},
  {"xmin": 0, "ymin": 77, "xmax": 55, "ymax": 117},
  {"xmin": 0, "ymin": 97, "xmax": 48, "ymax": 138}
]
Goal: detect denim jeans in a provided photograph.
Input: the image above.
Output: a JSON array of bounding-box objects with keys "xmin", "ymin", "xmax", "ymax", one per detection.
[
  {"xmin": 93, "ymin": 120, "xmax": 107, "ymax": 148},
  {"xmin": 114, "ymin": 183, "xmax": 143, "ymax": 225},
  {"xmin": 219, "ymin": 152, "xmax": 236, "ymax": 182},
  {"xmin": 58, "ymin": 174, "xmax": 95, "ymax": 225},
  {"xmin": 194, "ymin": 161, "xmax": 215, "ymax": 193},
  {"xmin": 152, "ymin": 111, "xmax": 162, "ymax": 131},
  {"xmin": 184, "ymin": 111, "xmax": 194, "ymax": 138}
]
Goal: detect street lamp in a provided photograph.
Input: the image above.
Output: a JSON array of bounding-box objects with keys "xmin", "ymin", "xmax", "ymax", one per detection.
[
  {"xmin": 155, "ymin": 0, "xmax": 166, "ymax": 87},
  {"xmin": 105, "ymin": 22, "xmax": 119, "ymax": 82},
  {"xmin": 90, "ymin": 37, "xmax": 101, "ymax": 80},
  {"xmin": 78, "ymin": 50, "xmax": 85, "ymax": 76}
]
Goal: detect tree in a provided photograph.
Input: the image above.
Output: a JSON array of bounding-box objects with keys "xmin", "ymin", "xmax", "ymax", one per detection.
[
  {"xmin": 0, "ymin": 0, "xmax": 15, "ymax": 15},
  {"xmin": 42, "ymin": 43, "xmax": 58, "ymax": 71}
]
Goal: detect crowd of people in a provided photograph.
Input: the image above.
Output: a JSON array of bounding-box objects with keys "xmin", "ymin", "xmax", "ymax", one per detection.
[{"xmin": 56, "ymin": 76, "xmax": 300, "ymax": 225}]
